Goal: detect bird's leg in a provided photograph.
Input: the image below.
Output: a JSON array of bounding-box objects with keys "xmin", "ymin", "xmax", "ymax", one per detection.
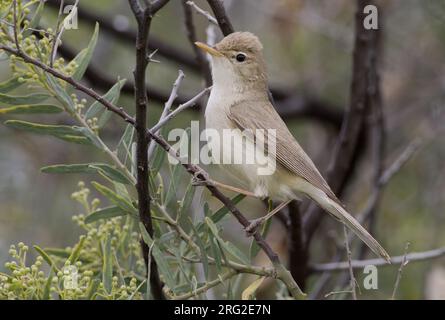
[
  {"xmin": 210, "ymin": 180, "xmax": 258, "ymax": 198},
  {"xmin": 191, "ymin": 170, "xmax": 258, "ymax": 198},
  {"xmin": 245, "ymin": 200, "xmax": 292, "ymax": 235}
]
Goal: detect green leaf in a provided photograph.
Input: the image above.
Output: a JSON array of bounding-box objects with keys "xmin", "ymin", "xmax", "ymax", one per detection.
[
  {"xmin": 249, "ymin": 217, "xmax": 272, "ymax": 260},
  {"xmin": 209, "ymin": 234, "xmax": 222, "ymax": 273},
  {"xmin": 85, "ymin": 206, "xmax": 128, "ymax": 224},
  {"xmin": 68, "ymin": 236, "xmax": 86, "ymax": 264},
  {"xmin": 73, "ymin": 127, "xmax": 103, "ymax": 149},
  {"xmin": 102, "ymin": 235, "xmax": 113, "ymax": 294},
  {"xmin": 205, "ymin": 217, "xmax": 250, "ymax": 265},
  {"xmin": 85, "ymin": 79, "xmax": 126, "ymax": 123},
  {"xmin": 33, "ymin": 245, "xmax": 58, "ymax": 271},
  {"xmin": 41, "ymin": 163, "xmax": 133, "ymax": 185},
  {"xmin": 42, "ymin": 268, "xmax": 53, "ymax": 300},
  {"xmin": 197, "ymin": 194, "xmax": 246, "ymax": 232},
  {"xmin": 0, "ymin": 78, "xmax": 22, "ymax": 93},
  {"xmin": 241, "ymin": 277, "xmax": 265, "ymax": 300},
  {"xmin": 139, "ymin": 223, "xmax": 176, "ymax": 291},
  {"xmin": 92, "ymin": 181, "xmax": 138, "ymax": 215},
  {"xmin": 210, "ymin": 194, "xmax": 246, "ymax": 224},
  {"xmin": 188, "ymin": 218, "xmax": 209, "ymax": 280},
  {"xmin": 0, "ymin": 92, "xmax": 50, "ymax": 105},
  {"xmin": 86, "ymin": 279, "xmax": 100, "ymax": 300},
  {"xmin": 45, "ymin": 74, "xmax": 75, "ymax": 112},
  {"xmin": 4, "ymin": 120, "xmax": 88, "ymax": 143},
  {"xmin": 150, "ymin": 143, "xmax": 166, "ymax": 176},
  {"xmin": 116, "ymin": 124, "xmax": 134, "ymax": 161},
  {"xmin": 0, "ymin": 104, "xmax": 63, "ymax": 114},
  {"xmin": 72, "ymin": 23, "xmax": 99, "ymax": 81},
  {"xmin": 23, "ymin": 0, "xmax": 45, "ymax": 37},
  {"xmin": 5, "ymin": 120, "xmax": 78, "ymax": 135},
  {"xmin": 177, "ymin": 182, "xmax": 195, "ymax": 225},
  {"xmin": 164, "ymin": 163, "xmax": 182, "ymax": 207}
]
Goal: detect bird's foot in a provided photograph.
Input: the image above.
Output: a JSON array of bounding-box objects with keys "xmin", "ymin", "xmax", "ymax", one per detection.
[
  {"xmin": 245, "ymin": 218, "xmax": 264, "ymax": 236},
  {"xmin": 191, "ymin": 168, "xmax": 212, "ymax": 187}
]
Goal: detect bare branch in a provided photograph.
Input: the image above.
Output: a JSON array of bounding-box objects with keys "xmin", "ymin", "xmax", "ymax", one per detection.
[
  {"xmin": 147, "ymin": 70, "xmax": 185, "ymax": 160},
  {"xmin": 391, "ymin": 242, "xmax": 410, "ymax": 299},
  {"xmin": 150, "ymin": 86, "xmax": 211, "ymax": 133},
  {"xmin": 183, "ymin": 1, "xmax": 212, "ymax": 87},
  {"xmin": 49, "ymin": 0, "xmax": 66, "ymax": 67},
  {"xmin": 310, "ymin": 247, "xmax": 445, "ymax": 273},
  {"xmin": 206, "ymin": 0, "xmax": 234, "ymax": 36},
  {"xmin": 343, "ymin": 226, "xmax": 357, "ymax": 300},
  {"xmin": 128, "ymin": 0, "xmax": 166, "ymax": 300},
  {"xmin": 186, "ymin": 1, "xmax": 218, "ymax": 25}
]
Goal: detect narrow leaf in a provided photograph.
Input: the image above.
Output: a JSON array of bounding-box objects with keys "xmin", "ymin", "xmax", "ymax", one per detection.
[
  {"xmin": 45, "ymin": 74, "xmax": 75, "ymax": 112},
  {"xmin": 102, "ymin": 235, "xmax": 113, "ymax": 294},
  {"xmin": 72, "ymin": 23, "xmax": 99, "ymax": 81},
  {"xmin": 85, "ymin": 79, "xmax": 126, "ymax": 121},
  {"xmin": 241, "ymin": 277, "xmax": 265, "ymax": 300},
  {"xmin": 68, "ymin": 236, "xmax": 86, "ymax": 264},
  {"xmin": 0, "ymin": 104, "xmax": 63, "ymax": 114},
  {"xmin": 0, "ymin": 78, "xmax": 22, "ymax": 93},
  {"xmin": 197, "ymin": 194, "xmax": 246, "ymax": 232},
  {"xmin": 139, "ymin": 223, "xmax": 176, "ymax": 291},
  {"xmin": 41, "ymin": 163, "xmax": 132, "ymax": 185},
  {"xmin": 23, "ymin": 0, "xmax": 45, "ymax": 37},
  {"xmin": 85, "ymin": 206, "xmax": 128, "ymax": 224},
  {"xmin": 92, "ymin": 181, "xmax": 138, "ymax": 215},
  {"xmin": 0, "ymin": 92, "xmax": 50, "ymax": 105}
]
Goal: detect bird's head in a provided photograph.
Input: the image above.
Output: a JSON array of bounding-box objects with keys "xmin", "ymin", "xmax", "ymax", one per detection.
[{"xmin": 195, "ymin": 32, "xmax": 268, "ymax": 92}]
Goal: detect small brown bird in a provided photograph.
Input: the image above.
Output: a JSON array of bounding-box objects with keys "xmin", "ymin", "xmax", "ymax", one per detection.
[{"xmin": 195, "ymin": 32, "xmax": 390, "ymax": 262}]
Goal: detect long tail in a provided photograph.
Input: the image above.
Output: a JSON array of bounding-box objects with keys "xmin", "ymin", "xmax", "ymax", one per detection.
[{"xmin": 307, "ymin": 187, "xmax": 391, "ymax": 263}]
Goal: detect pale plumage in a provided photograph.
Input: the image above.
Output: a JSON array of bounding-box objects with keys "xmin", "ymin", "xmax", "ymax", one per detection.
[{"xmin": 197, "ymin": 32, "xmax": 390, "ymax": 262}]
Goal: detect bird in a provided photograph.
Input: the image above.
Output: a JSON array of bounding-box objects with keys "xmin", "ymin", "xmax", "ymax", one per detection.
[{"xmin": 195, "ymin": 32, "xmax": 391, "ymax": 262}]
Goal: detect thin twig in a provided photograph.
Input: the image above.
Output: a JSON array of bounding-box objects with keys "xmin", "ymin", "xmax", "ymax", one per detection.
[
  {"xmin": 147, "ymin": 70, "xmax": 185, "ymax": 160},
  {"xmin": 12, "ymin": 0, "xmax": 20, "ymax": 50},
  {"xmin": 206, "ymin": 0, "xmax": 234, "ymax": 36},
  {"xmin": 49, "ymin": 0, "xmax": 65, "ymax": 67},
  {"xmin": 343, "ymin": 226, "xmax": 357, "ymax": 300},
  {"xmin": 391, "ymin": 242, "xmax": 410, "ymax": 300},
  {"xmin": 186, "ymin": 1, "xmax": 218, "ymax": 25},
  {"xmin": 128, "ymin": 0, "xmax": 169, "ymax": 300},
  {"xmin": 310, "ymin": 246, "xmax": 445, "ymax": 272},
  {"xmin": 150, "ymin": 86, "xmax": 211, "ymax": 133}
]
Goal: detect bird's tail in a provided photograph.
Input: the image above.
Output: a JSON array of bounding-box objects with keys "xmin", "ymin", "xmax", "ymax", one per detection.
[{"xmin": 307, "ymin": 188, "xmax": 391, "ymax": 263}]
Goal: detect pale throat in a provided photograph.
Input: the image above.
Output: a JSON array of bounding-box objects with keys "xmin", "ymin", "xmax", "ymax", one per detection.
[{"xmin": 210, "ymin": 58, "xmax": 267, "ymax": 99}]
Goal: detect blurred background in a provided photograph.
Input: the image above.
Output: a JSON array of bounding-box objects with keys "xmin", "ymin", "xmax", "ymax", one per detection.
[{"xmin": 0, "ymin": 0, "xmax": 444, "ymax": 299}]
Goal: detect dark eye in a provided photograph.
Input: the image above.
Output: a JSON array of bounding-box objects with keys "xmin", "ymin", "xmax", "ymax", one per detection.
[{"xmin": 235, "ymin": 53, "xmax": 246, "ymax": 62}]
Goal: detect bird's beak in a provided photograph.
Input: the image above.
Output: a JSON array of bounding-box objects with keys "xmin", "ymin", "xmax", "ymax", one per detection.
[{"xmin": 194, "ymin": 42, "xmax": 223, "ymax": 57}]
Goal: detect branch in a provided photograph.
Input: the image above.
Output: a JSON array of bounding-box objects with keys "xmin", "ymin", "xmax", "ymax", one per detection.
[
  {"xmin": 128, "ymin": 0, "xmax": 167, "ymax": 300},
  {"xmin": 303, "ymin": 0, "xmax": 381, "ymax": 243},
  {"xmin": 391, "ymin": 242, "xmax": 410, "ymax": 299},
  {"xmin": 310, "ymin": 247, "xmax": 445, "ymax": 272},
  {"xmin": 206, "ymin": 0, "xmax": 234, "ymax": 35},
  {"xmin": 182, "ymin": 0, "xmax": 212, "ymax": 87},
  {"xmin": 186, "ymin": 1, "xmax": 218, "ymax": 25},
  {"xmin": 149, "ymin": 86, "xmax": 211, "ymax": 133}
]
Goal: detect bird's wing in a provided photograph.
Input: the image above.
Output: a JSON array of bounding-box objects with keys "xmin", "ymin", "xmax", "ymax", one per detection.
[{"xmin": 228, "ymin": 98, "xmax": 340, "ymax": 204}]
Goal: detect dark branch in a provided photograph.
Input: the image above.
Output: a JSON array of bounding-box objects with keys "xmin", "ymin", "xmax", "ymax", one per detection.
[
  {"xmin": 206, "ymin": 0, "xmax": 234, "ymax": 35},
  {"xmin": 182, "ymin": 0, "xmax": 212, "ymax": 88},
  {"xmin": 128, "ymin": 0, "xmax": 167, "ymax": 300},
  {"xmin": 303, "ymin": 0, "xmax": 381, "ymax": 241}
]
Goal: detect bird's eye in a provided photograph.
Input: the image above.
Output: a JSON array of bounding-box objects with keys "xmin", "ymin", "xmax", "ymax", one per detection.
[{"xmin": 235, "ymin": 53, "xmax": 246, "ymax": 62}]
